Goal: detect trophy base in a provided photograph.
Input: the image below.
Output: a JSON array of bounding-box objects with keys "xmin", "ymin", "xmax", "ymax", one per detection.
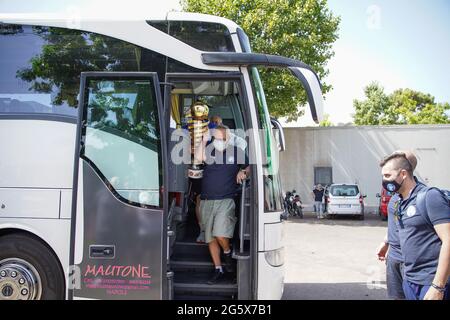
[{"xmin": 188, "ymin": 168, "xmax": 203, "ymax": 179}]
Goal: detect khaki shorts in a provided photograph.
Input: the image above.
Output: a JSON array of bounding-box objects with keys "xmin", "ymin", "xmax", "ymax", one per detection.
[{"xmin": 199, "ymin": 198, "xmax": 237, "ymax": 243}]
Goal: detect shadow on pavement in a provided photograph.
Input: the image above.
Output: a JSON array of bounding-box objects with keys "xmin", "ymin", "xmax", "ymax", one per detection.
[{"xmin": 282, "ymin": 282, "xmax": 388, "ymax": 300}]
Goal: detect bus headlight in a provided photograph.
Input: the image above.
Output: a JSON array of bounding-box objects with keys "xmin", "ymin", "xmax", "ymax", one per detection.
[{"xmin": 264, "ymin": 247, "xmax": 285, "ymax": 267}]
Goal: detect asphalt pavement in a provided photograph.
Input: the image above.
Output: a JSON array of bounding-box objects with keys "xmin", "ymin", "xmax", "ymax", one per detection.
[{"xmin": 281, "ymin": 211, "xmax": 389, "ymax": 300}]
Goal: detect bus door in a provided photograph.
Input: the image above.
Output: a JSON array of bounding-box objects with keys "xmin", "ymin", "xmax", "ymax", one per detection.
[{"xmin": 69, "ymin": 72, "xmax": 169, "ymax": 300}]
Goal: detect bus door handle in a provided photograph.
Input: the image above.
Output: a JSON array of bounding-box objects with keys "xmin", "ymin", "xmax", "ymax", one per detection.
[{"xmin": 89, "ymin": 245, "xmax": 115, "ymax": 259}]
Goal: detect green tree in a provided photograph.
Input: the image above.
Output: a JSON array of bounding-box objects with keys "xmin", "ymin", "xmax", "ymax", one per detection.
[
  {"xmin": 353, "ymin": 82, "xmax": 391, "ymax": 125},
  {"xmin": 319, "ymin": 113, "xmax": 333, "ymax": 126},
  {"xmin": 353, "ymin": 82, "xmax": 450, "ymax": 125},
  {"xmin": 181, "ymin": 0, "xmax": 340, "ymax": 121},
  {"xmin": 390, "ymin": 89, "xmax": 450, "ymax": 124}
]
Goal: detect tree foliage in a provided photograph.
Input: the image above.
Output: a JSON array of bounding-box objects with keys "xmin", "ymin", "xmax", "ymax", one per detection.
[
  {"xmin": 319, "ymin": 113, "xmax": 333, "ymax": 126},
  {"xmin": 353, "ymin": 82, "xmax": 450, "ymax": 125},
  {"xmin": 181, "ymin": 0, "xmax": 340, "ymax": 121}
]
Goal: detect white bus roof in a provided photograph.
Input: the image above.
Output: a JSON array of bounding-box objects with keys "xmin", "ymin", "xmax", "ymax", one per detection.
[
  {"xmin": 0, "ymin": 11, "xmax": 241, "ymax": 31},
  {"xmin": 0, "ymin": 12, "xmax": 240, "ymax": 72}
]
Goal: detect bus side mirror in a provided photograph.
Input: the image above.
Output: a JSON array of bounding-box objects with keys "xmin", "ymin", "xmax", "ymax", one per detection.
[
  {"xmin": 288, "ymin": 67, "xmax": 324, "ymax": 123},
  {"xmin": 200, "ymin": 52, "xmax": 324, "ymax": 123},
  {"xmin": 376, "ymin": 193, "xmax": 380, "ymax": 198},
  {"xmin": 270, "ymin": 117, "xmax": 286, "ymax": 152}
]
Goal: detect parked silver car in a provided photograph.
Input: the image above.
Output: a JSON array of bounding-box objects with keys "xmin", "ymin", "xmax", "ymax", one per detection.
[{"xmin": 326, "ymin": 184, "xmax": 366, "ymax": 220}]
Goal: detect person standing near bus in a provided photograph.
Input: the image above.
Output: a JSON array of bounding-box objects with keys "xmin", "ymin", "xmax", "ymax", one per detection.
[
  {"xmin": 312, "ymin": 184, "xmax": 325, "ymax": 219},
  {"xmin": 376, "ymin": 150, "xmax": 422, "ymax": 300},
  {"xmin": 194, "ymin": 124, "xmax": 249, "ymax": 284}
]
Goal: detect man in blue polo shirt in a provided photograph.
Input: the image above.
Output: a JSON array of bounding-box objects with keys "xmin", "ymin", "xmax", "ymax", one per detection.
[
  {"xmin": 379, "ymin": 152, "xmax": 450, "ymax": 300},
  {"xmin": 194, "ymin": 124, "xmax": 249, "ymax": 284},
  {"xmin": 377, "ymin": 150, "xmax": 423, "ymax": 300}
]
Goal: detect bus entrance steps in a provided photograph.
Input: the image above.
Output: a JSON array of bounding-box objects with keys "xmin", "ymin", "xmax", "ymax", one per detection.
[{"xmin": 171, "ymin": 240, "xmax": 237, "ymax": 300}]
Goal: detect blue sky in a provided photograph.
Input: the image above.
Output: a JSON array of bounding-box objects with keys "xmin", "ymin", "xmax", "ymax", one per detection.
[
  {"xmin": 1, "ymin": 0, "xmax": 449, "ymax": 125},
  {"xmin": 321, "ymin": 0, "xmax": 450, "ymax": 124}
]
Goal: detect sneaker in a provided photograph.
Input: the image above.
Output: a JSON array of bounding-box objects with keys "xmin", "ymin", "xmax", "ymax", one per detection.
[
  {"xmin": 196, "ymin": 231, "xmax": 205, "ymax": 243},
  {"xmin": 207, "ymin": 269, "xmax": 225, "ymax": 285},
  {"xmin": 223, "ymin": 252, "xmax": 235, "ymax": 273}
]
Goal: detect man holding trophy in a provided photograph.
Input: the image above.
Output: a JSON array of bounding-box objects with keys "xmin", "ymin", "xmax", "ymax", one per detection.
[
  {"xmin": 189, "ymin": 101, "xmax": 250, "ymax": 285},
  {"xmin": 185, "ymin": 102, "xmax": 210, "ymax": 243}
]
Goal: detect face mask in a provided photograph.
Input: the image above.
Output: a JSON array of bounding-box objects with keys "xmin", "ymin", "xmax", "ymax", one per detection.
[
  {"xmin": 382, "ymin": 171, "xmax": 405, "ymax": 193},
  {"xmin": 213, "ymin": 139, "xmax": 227, "ymax": 152}
]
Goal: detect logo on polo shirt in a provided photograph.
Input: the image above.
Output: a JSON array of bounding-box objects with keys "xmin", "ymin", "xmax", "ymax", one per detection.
[{"xmin": 406, "ymin": 205, "xmax": 417, "ymax": 217}]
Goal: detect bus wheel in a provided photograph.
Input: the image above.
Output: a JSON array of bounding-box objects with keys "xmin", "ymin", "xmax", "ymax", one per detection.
[{"xmin": 0, "ymin": 234, "xmax": 65, "ymax": 300}]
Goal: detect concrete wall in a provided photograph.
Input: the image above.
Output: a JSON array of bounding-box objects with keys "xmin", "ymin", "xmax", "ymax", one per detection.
[{"xmin": 279, "ymin": 124, "xmax": 450, "ymax": 213}]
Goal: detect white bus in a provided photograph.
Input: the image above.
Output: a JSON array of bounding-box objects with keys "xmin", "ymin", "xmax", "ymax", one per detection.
[{"xmin": 0, "ymin": 12, "xmax": 323, "ymax": 300}]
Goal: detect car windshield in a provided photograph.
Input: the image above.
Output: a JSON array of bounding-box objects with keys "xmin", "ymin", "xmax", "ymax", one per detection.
[{"xmin": 330, "ymin": 185, "xmax": 359, "ymax": 197}]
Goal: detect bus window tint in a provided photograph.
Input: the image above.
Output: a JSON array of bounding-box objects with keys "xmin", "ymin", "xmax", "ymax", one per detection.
[
  {"xmin": 0, "ymin": 23, "xmax": 228, "ymax": 119},
  {"xmin": 83, "ymin": 78, "xmax": 162, "ymax": 207},
  {"xmin": 148, "ymin": 20, "xmax": 235, "ymax": 52},
  {"xmin": 0, "ymin": 25, "xmax": 78, "ymax": 116},
  {"xmin": 0, "ymin": 24, "xmax": 168, "ymax": 117},
  {"xmin": 249, "ymin": 67, "xmax": 284, "ymax": 212}
]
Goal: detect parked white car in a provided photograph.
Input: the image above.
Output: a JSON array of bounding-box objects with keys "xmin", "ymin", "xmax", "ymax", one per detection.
[{"xmin": 326, "ymin": 184, "xmax": 366, "ymax": 220}]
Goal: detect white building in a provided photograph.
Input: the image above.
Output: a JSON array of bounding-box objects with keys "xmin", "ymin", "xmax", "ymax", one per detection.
[{"xmin": 279, "ymin": 124, "xmax": 450, "ymax": 213}]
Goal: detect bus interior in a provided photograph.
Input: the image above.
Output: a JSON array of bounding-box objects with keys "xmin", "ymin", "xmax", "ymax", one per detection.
[{"xmin": 166, "ymin": 77, "xmax": 253, "ymax": 299}]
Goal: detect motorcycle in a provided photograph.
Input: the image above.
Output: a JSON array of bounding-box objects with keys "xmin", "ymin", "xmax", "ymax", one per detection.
[
  {"xmin": 291, "ymin": 195, "xmax": 304, "ymax": 218},
  {"xmin": 283, "ymin": 190, "xmax": 303, "ymax": 219},
  {"xmin": 282, "ymin": 190, "xmax": 294, "ymax": 219}
]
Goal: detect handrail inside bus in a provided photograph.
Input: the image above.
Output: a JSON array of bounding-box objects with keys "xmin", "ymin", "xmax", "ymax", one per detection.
[{"xmin": 239, "ymin": 178, "xmax": 248, "ymax": 255}]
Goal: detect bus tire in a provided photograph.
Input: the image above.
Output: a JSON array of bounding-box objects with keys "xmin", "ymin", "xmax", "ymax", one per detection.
[{"xmin": 0, "ymin": 233, "xmax": 65, "ymax": 300}]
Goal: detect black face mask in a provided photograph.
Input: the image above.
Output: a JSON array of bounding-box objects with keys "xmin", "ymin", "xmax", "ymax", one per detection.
[{"xmin": 382, "ymin": 171, "xmax": 405, "ymax": 193}]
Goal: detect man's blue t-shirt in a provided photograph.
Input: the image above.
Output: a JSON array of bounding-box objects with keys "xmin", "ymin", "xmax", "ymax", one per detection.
[
  {"xmin": 395, "ymin": 183, "xmax": 450, "ymax": 285},
  {"xmin": 200, "ymin": 142, "xmax": 248, "ymax": 200}
]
